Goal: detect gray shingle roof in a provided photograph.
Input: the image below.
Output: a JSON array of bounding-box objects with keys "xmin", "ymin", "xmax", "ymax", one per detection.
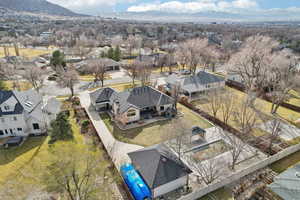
[
  {"xmin": 166, "ymin": 71, "xmax": 225, "ymax": 93},
  {"xmin": 0, "ymin": 90, "xmax": 42, "ymax": 116},
  {"xmin": 90, "ymin": 87, "xmax": 116, "ymax": 104},
  {"xmin": 269, "ymin": 163, "xmax": 300, "ymax": 200},
  {"xmin": 113, "ymin": 86, "xmax": 174, "ymax": 114},
  {"xmin": 128, "ymin": 144, "xmax": 192, "ymax": 188}
]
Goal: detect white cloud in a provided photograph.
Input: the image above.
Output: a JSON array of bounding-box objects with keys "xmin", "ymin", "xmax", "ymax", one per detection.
[
  {"xmin": 127, "ymin": 0, "xmax": 258, "ymax": 13},
  {"xmin": 48, "ymin": 0, "xmax": 136, "ymax": 14}
]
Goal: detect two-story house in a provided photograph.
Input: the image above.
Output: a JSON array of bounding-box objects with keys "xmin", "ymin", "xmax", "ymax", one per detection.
[{"xmin": 0, "ymin": 90, "xmax": 48, "ymax": 138}]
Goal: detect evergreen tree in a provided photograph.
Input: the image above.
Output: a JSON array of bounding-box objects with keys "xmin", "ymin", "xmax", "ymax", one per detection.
[
  {"xmin": 107, "ymin": 47, "xmax": 114, "ymax": 60},
  {"xmin": 48, "ymin": 111, "xmax": 73, "ymax": 144},
  {"xmin": 50, "ymin": 50, "xmax": 66, "ymax": 71},
  {"xmin": 114, "ymin": 45, "xmax": 121, "ymax": 61}
]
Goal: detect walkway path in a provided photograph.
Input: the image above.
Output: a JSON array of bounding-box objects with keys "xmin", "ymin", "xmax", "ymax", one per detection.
[{"xmin": 79, "ymin": 91, "xmax": 143, "ymax": 169}]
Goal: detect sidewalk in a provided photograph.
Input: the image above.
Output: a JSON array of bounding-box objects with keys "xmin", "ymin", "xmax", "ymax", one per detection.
[{"xmin": 79, "ymin": 91, "xmax": 143, "ymax": 169}]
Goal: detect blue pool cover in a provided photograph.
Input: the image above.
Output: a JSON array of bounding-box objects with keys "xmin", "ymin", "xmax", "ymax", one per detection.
[{"xmin": 121, "ymin": 163, "xmax": 152, "ymax": 200}]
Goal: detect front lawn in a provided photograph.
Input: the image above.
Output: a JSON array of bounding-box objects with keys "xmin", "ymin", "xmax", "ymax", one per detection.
[
  {"xmin": 100, "ymin": 104, "xmax": 213, "ymax": 147},
  {"xmin": 4, "ymin": 80, "xmax": 33, "ymax": 91},
  {"xmin": 0, "ymin": 47, "xmax": 52, "ymax": 58}
]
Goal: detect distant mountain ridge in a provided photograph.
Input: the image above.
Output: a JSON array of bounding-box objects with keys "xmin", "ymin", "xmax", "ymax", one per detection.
[
  {"xmin": 0, "ymin": 0, "xmax": 82, "ymax": 16},
  {"xmin": 103, "ymin": 10, "xmax": 300, "ymax": 22}
]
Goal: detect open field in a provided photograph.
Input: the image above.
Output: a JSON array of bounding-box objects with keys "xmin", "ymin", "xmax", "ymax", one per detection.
[
  {"xmin": 193, "ymin": 87, "xmax": 300, "ymax": 138},
  {"xmin": 100, "ymin": 104, "xmax": 213, "ymax": 147},
  {"xmin": 4, "ymin": 80, "xmax": 32, "ymax": 91},
  {"xmin": 79, "ymin": 74, "xmax": 112, "ymax": 82},
  {"xmin": 0, "ymin": 47, "xmax": 52, "ymax": 58},
  {"xmin": 0, "ymin": 107, "xmax": 116, "ymax": 197}
]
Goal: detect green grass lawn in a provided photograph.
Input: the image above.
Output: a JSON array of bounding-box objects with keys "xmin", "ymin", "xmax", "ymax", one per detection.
[
  {"xmin": 198, "ymin": 187, "xmax": 234, "ymax": 200},
  {"xmin": 101, "ymin": 104, "xmax": 213, "ymax": 147},
  {"xmin": 0, "ymin": 109, "xmax": 115, "ymax": 198},
  {"xmin": 270, "ymin": 150, "xmax": 300, "ymax": 173}
]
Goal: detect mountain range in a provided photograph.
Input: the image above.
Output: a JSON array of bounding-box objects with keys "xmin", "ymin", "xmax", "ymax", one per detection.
[{"xmin": 0, "ymin": 0, "xmax": 82, "ymax": 17}]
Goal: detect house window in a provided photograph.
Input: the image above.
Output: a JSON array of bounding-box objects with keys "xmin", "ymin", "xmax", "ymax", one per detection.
[
  {"xmin": 17, "ymin": 128, "xmax": 22, "ymax": 131},
  {"xmin": 0, "ymin": 130, "xmax": 3, "ymax": 135},
  {"xmin": 4, "ymin": 105, "xmax": 10, "ymax": 110},
  {"xmin": 1, "ymin": 118, "xmax": 4, "ymax": 123},
  {"xmin": 4, "ymin": 129, "xmax": 8, "ymax": 134},
  {"xmin": 127, "ymin": 109, "xmax": 136, "ymax": 117},
  {"xmin": 160, "ymin": 106, "xmax": 164, "ymax": 111},
  {"xmin": 33, "ymin": 123, "xmax": 40, "ymax": 130},
  {"xmin": 13, "ymin": 117, "xmax": 17, "ymax": 121}
]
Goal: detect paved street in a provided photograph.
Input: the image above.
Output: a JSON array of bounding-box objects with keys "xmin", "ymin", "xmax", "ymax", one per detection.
[{"xmin": 79, "ymin": 91, "xmax": 143, "ymax": 169}]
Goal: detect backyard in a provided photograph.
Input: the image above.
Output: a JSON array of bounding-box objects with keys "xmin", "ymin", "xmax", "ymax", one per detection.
[
  {"xmin": 0, "ymin": 105, "xmax": 117, "ymax": 198},
  {"xmin": 193, "ymin": 87, "xmax": 300, "ymax": 139},
  {"xmin": 100, "ymin": 104, "xmax": 213, "ymax": 147}
]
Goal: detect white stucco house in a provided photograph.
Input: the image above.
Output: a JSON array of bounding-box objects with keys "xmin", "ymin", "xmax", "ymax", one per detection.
[
  {"xmin": 90, "ymin": 86, "xmax": 176, "ymax": 125},
  {"xmin": 165, "ymin": 71, "xmax": 225, "ymax": 101},
  {"xmin": 0, "ymin": 90, "xmax": 59, "ymax": 138},
  {"xmin": 128, "ymin": 144, "xmax": 192, "ymax": 198}
]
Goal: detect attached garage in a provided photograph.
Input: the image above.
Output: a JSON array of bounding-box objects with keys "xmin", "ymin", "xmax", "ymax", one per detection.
[{"xmin": 128, "ymin": 144, "xmax": 192, "ymax": 198}]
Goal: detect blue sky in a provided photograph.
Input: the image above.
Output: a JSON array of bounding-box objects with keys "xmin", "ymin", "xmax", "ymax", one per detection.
[{"xmin": 48, "ymin": 0, "xmax": 300, "ymax": 15}]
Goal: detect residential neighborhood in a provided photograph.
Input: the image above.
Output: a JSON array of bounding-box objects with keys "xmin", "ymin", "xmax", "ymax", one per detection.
[{"xmin": 1, "ymin": 1, "xmax": 300, "ymax": 200}]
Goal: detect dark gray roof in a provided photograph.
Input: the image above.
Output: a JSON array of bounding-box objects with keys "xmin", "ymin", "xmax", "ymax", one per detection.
[
  {"xmin": 128, "ymin": 144, "xmax": 192, "ymax": 188},
  {"xmin": 0, "ymin": 90, "xmax": 42, "ymax": 116},
  {"xmin": 269, "ymin": 163, "xmax": 300, "ymax": 200},
  {"xmin": 166, "ymin": 71, "xmax": 225, "ymax": 93},
  {"xmin": 0, "ymin": 90, "xmax": 23, "ymax": 116},
  {"xmin": 90, "ymin": 87, "xmax": 116, "ymax": 104},
  {"xmin": 0, "ymin": 90, "xmax": 14, "ymax": 104},
  {"xmin": 113, "ymin": 86, "xmax": 174, "ymax": 113},
  {"xmin": 184, "ymin": 71, "xmax": 224, "ymax": 85}
]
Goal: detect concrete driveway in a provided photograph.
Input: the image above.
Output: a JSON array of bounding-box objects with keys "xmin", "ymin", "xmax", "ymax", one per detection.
[{"xmin": 79, "ymin": 91, "xmax": 143, "ymax": 169}]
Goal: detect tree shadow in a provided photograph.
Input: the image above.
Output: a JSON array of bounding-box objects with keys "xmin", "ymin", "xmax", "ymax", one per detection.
[{"xmin": 0, "ymin": 136, "xmax": 47, "ymax": 165}]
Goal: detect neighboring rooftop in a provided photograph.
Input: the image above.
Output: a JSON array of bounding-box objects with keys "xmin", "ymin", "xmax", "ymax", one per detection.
[
  {"xmin": 128, "ymin": 144, "xmax": 192, "ymax": 188},
  {"xmin": 166, "ymin": 71, "xmax": 225, "ymax": 93},
  {"xmin": 269, "ymin": 163, "xmax": 300, "ymax": 200}
]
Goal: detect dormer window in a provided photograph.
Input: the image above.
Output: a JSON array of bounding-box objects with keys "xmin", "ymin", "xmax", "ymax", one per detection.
[{"xmin": 4, "ymin": 105, "xmax": 10, "ymax": 110}]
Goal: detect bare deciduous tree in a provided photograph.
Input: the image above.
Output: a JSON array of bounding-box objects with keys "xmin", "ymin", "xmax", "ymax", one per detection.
[
  {"xmin": 89, "ymin": 60, "xmax": 107, "ymax": 87},
  {"xmin": 192, "ymin": 158, "xmax": 221, "ymax": 185},
  {"xmin": 23, "ymin": 66, "xmax": 45, "ymax": 92},
  {"xmin": 233, "ymin": 99, "xmax": 258, "ymax": 138},
  {"xmin": 221, "ymin": 130, "xmax": 245, "ymax": 170},
  {"xmin": 228, "ymin": 35, "xmax": 278, "ymax": 106},
  {"xmin": 57, "ymin": 67, "xmax": 79, "ymax": 98},
  {"xmin": 207, "ymin": 90, "xmax": 222, "ymax": 118},
  {"xmin": 220, "ymin": 92, "xmax": 235, "ymax": 125},
  {"xmin": 137, "ymin": 61, "xmax": 152, "ymax": 86},
  {"xmin": 125, "ymin": 60, "xmax": 139, "ymax": 85},
  {"xmin": 164, "ymin": 118, "xmax": 189, "ymax": 160}
]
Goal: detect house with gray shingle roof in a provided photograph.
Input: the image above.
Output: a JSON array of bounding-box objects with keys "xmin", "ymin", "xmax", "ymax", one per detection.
[
  {"xmin": 90, "ymin": 86, "xmax": 176, "ymax": 125},
  {"xmin": 0, "ymin": 90, "xmax": 49, "ymax": 139},
  {"xmin": 165, "ymin": 71, "xmax": 225, "ymax": 102},
  {"xmin": 128, "ymin": 144, "xmax": 192, "ymax": 198}
]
